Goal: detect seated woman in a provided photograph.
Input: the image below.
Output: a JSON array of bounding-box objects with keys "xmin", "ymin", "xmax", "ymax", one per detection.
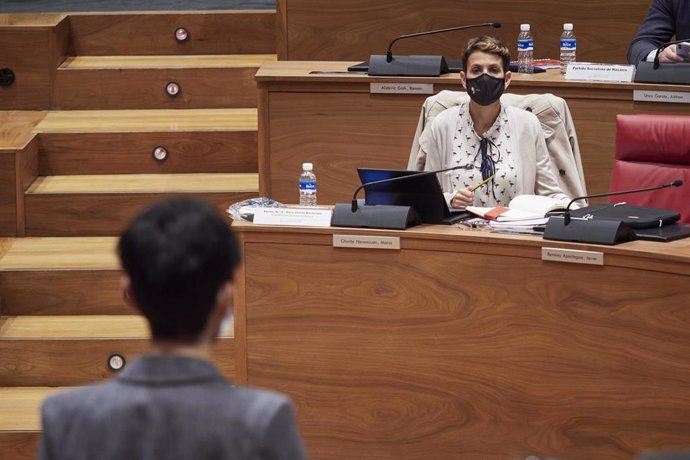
[{"xmin": 419, "ymin": 36, "xmax": 570, "ymax": 209}]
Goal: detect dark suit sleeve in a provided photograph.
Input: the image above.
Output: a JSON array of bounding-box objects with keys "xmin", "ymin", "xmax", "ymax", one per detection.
[
  {"xmin": 258, "ymin": 400, "xmax": 308, "ymax": 460},
  {"xmin": 38, "ymin": 399, "xmax": 58, "ymax": 460},
  {"xmin": 628, "ymin": 0, "xmax": 677, "ymax": 64}
]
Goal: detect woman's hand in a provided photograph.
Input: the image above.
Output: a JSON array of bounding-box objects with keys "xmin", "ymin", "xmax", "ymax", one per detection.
[{"xmin": 450, "ymin": 187, "xmax": 475, "ymax": 209}]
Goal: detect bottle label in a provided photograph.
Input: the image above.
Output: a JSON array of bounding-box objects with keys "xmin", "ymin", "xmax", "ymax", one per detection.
[
  {"xmin": 299, "ymin": 179, "xmax": 316, "ymax": 191},
  {"xmin": 560, "ymin": 39, "xmax": 576, "ymax": 51},
  {"xmin": 517, "ymin": 39, "xmax": 534, "ymax": 52}
]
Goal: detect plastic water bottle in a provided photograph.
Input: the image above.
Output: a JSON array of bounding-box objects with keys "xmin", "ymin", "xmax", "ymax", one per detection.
[
  {"xmin": 517, "ymin": 24, "xmax": 534, "ymax": 74},
  {"xmin": 299, "ymin": 162, "xmax": 317, "ymax": 206},
  {"xmin": 560, "ymin": 23, "xmax": 576, "ymax": 74}
]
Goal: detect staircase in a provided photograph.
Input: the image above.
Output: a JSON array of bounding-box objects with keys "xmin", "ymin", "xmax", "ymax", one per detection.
[{"xmin": 0, "ymin": 9, "xmax": 274, "ymax": 459}]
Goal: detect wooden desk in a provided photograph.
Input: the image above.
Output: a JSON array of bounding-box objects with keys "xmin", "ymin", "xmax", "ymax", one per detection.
[
  {"xmin": 233, "ymin": 221, "xmax": 690, "ymax": 459},
  {"xmin": 256, "ymin": 61, "xmax": 690, "ymax": 205}
]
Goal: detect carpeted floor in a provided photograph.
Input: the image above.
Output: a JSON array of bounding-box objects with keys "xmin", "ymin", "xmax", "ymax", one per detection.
[{"xmin": 0, "ymin": 0, "xmax": 275, "ymax": 13}]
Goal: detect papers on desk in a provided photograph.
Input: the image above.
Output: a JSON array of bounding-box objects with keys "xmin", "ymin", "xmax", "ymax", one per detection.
[{"xmin": 466, "ymin": 195, "xmax": 568, "ymax": 222}]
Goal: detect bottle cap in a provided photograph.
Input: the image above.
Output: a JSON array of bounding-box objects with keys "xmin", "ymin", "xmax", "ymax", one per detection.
[
  {"xmin": 520, "ymin": 24, "xmax": 530, "ymax": 31},
  {"xmin": 302, "ymin": 162, "xmax": 313, "ymax": 171},
  {"xmin": 563, "ymin": 23, "xmax": 573, "ymax": 31}
]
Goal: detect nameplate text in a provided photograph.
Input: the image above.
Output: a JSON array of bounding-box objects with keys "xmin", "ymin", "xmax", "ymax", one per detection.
[
  {"xmin": 370, "ymin": 83, "xmax": 434, "ymax": 94},
  {"xmin": 565, "ymin": 63, "xmax": 635, "ymax": 83},
  {"xmin": 633, "ymin": 90, "xmax": 690, "ymax": 104},
  {"xmin": 253, "ymin": 207, "xmax": 332, "ymax": 227},
  {"xmin": 333, "ymin": 235, "xmax": 401, "ymax": 250},
  {"xmin": 541, "ymin": 247, "xmax": 604, "ymax": 266}
]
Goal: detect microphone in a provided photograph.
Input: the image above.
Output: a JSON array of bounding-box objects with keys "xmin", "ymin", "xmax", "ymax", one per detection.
[
  {"xmin": 369, "ymin": 22, "xmax": 501, "ymax": 77},
  {"xmin": 563, "ymin": 179, "xmax": 683, "ymax": 225},
  {"xmin": 351, "ymin": 164, "xmax": 472, "ymax": 212},
  {"xmin": 331, "ymin": 164, "xmax": 473, "ymax": 230},
  {"xmin": 635, "ymin": 40, "xmax": 690, "ymax": 84},
  {"xmin": 543, "ymin": 179, "xmax": 683, "ymax": 245}
]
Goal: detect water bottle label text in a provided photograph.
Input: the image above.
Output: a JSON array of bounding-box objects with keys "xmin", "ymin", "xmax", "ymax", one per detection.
[
  {"xmin": 517, "ymin": 39, "xmax": 534, "ymax": 51},
  {"xmin": 560, "ymin": 39, "xmax": 576, "ymax": 51},
  {"xmin": 300, "ymin": 180, "xmax": 317, "ymax": 191}
]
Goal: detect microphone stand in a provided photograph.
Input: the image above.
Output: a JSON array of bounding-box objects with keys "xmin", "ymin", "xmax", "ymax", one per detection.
[
  {"xmin": 368, "ymin": 22, "xmax": 501, "ymax": 77},
  {"xmin": 544, "ymin": 180, "xmax": 683, "ymax": 245},
  {"xmin": 634, "ymin": 39, "xmax": 690, "ymax": 84},
  {"xmin": 332, "ymin": 164, "xmax": 472, "ymax": 230}
]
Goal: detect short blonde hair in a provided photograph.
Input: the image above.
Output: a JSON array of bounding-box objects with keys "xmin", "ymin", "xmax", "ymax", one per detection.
[{"xmin": 462, "ymin": 36, "xmax": 511, "ymax": 72}]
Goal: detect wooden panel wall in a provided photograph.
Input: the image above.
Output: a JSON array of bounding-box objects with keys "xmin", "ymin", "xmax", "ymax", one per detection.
[
  {"xmin": 68, "ymin": 12, "xmax": 276, "ymax": 55},
  {"xmin": 240, "ymin": 228, "xmax": 690, "ymax": 460},
  {"xmin": 277, "ymin": 0, "xmax": 651, "ymax": 64}
]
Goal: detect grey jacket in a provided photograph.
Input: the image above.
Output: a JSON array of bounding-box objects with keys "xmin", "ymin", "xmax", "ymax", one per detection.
[
  {"xmin": 39, "ymin": 355, "xmax": 308, "ymax": 460},
  {"xmin": 408, "ymin": 91, "xmax": 587, "ymax": 200}
]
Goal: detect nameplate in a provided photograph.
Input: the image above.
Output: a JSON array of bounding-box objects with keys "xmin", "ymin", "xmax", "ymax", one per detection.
[
  {"xmin": 564, "ymin": 63, "xmax": 635, "ymax": 83},
  {"xmin": 253, "ymin": 207, "xmax": 332, "ymax": 227},
  {"xmin": 370, "ymin": 83, "xmax": 434, "ymax": 95},
  {"xmin": 333, "ymin": 235, "xmax": 400, "ymax": 250},
  {"xmin": 633, "ymin": 90, "xmax": 690, "ymax": 104},
  {"xmin": 541, "ymin": 247, "xmax": 604, "ymax": 266}
]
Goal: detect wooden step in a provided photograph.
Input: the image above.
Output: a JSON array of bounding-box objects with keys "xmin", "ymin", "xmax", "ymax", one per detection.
[
  {"xmin": 0, "ymin": 112, "xmax": 44, "ymax": 236},
  {"xmin": 0, "ymin": 387, "xmax": 65, "ymax": 431},
  {"xmin": 68, "ymin": 11, "xmax": 276, "ymax": 56},
  {"xmin": 0, "ymin": 386, "xmax": 65, "ymax": 460},
  {"xmin": 24, "ymin": 173, "xmax": 257, "ymax": 236},
  {"xmin": 35, "ymin": 109, "xmax": 258, "ymax": 175},
  {"xmin": 54, "ymin": 54, "xmax": 277, "ymax": 110},
  {"xmin": 0, "ymin": 14, "xmax": 69, "ymax": 111},
  {"xmin": 0, "ymin": 237, "xmax": 124, "ymax": 316},
  {"xmin": 0, "ymin": 315, "xmax": 235, "ymax": 387}
]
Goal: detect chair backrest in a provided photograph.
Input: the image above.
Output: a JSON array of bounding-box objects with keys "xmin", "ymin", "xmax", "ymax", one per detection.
[
  {"xmin": 408, "ymin": 90, "xmax": 587, "ymax": 199},
  {"xmin": 612, "ymin": 114, "xmax": 690, "ymax": 222}
]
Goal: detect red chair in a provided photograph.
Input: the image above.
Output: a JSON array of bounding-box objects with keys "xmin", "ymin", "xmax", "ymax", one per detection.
[{"xmin": 611, "ymin": 114, "xmax": 690, "ymax": 222}]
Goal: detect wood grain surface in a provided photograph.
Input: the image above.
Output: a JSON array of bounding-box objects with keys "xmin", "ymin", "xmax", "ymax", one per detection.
[
  {"xmin": 0, "ymin": 156, "xmax": 17, "ymax": 236},
  {"xmin": 0, "ymin": 432, "xmax": 39, "ymax": 460},
  {"xmin": 25, "ymin": 190, "xmax": 257, "ymax": 236},
  {"xmin": 0, "ymin": 236, "xmax": 118, "ymax": 270},
  {"xmin": 38, "ymin": 131, "xmax": 258, "ymax": 175},
  {"xmin": 277, "ymin": 0, "xmax": 650, "ymax": 63},
  {"xmin": 0, "ymin": 28, "xmax": 53, "ymax": 110},
  {"xmin": 0, "ymin": 334, "xmax": 234, "ymax": 388},
  {"xmin": 54, "ymin": 67, "xmax": 262, "ymax": 110},
  {"xmin": 34, "ymin": 108, "xmax": 257, "ymax": 133},
  {"xmin": 0, "ymin": 269, "xmax": 125, "ymax": 316},
  {"xmin": 236, "ymin": 225, "xmax": 690, "ymax": 460},
  {"xmin": 67, "ymin": 11, "xmax": 277, "ymax": 56},
  {"xmin": 257, "ymin": 62, "xmax": 690, "ymax": 204}
]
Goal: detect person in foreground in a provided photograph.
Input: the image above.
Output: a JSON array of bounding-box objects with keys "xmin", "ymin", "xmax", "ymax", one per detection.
[
  {"xmin": 628, "ymin": 0, "xmax": 690, "ymax": 65},
  {"xmin": 418, "ymin": 36, "xmax": 568, "ymax": 209},
  {"xmin": 39, "ymin": 197, "xmax": 308, "ymax": 460}
]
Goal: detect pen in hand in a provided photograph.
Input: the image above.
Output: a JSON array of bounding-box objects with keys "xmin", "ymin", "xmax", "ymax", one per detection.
[{"xmin": 470, "ymin": 175, "xmax": 495, "ymax": 192}]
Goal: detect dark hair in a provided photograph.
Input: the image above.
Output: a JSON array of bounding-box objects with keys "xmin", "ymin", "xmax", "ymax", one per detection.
[
  {"xmin": 118, "ymin": 197, "xmax": 240, "ymax": 342},
  {"xmin": 462, "ymin": 36, "xmax": 511, "ymax": 73}
]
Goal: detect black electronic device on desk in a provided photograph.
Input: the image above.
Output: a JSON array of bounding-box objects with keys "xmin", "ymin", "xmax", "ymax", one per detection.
[
  {"xmin": 543, "ymin": 180, "xmax": 684, "ymax": 245},
  {"xmin": 635, "ymin": 39, "xmax": 690, "ymax": 84},
  {"xmin": 330, "ymin": 167, "xmax": 471, "ymax": 230}
]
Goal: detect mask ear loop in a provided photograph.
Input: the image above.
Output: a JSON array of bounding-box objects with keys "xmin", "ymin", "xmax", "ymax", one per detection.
[{"xmin": 473, "ymin": 138, "xmax": 501, "ymax": 200}]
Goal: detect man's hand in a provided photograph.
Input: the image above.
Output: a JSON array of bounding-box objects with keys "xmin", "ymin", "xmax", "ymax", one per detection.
[{"xmin": 658, "ymin": 44, "xmax": 690, "ymax": 63}]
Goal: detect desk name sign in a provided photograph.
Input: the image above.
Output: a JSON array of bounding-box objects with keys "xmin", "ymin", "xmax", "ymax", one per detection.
[
  {"xmin": 253, "ymin": 207, "xmax": 332, "ymax": 227},
  {"xmin": 564, "ymin": 63, "xmax": 635, "ymax": 83},
  {"xmin": 633, "ymin": 90, "xmax": 690, "ymax": 104},
  {"xmin": 370, "ymin": 83, "xmax": 434, "ymax": 95},
  {"xmin": 333, "ymin": 235, "xmax": 400, "ymax": 250},
  {"xmin": 541, "ymin": 247, "xmax": 604, "ymax": 266}
]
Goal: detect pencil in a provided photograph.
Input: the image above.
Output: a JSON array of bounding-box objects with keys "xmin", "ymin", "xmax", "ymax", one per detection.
[{"xmin": 470, "ymin": 175, "xmax": 494, "ymax": 192}]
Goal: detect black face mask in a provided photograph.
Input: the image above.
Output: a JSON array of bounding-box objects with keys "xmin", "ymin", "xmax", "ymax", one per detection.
[{"xmin": 466, "ymin": 73, "xmax": 505, "ymax": 106}]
